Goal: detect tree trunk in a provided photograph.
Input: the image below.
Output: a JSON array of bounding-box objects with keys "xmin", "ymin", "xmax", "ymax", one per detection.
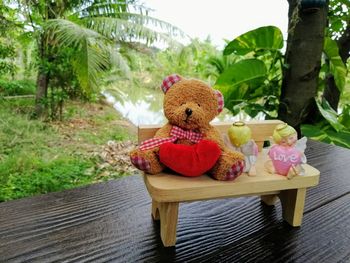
[
  {"xmin": 35, "ymin": 71, "xmax": 48, "ymax": 117},
  {"xmin": 323, "ymin": 23, "xmax": 350, "ymax": 111},
  {"xmin": 34, "ymin": 33, "xmax": 49, "ymax": 118},
  {"xmin": 34, "ymin": 2, "xmax": 59, "ymax": 118},
  {"xmin": 278, "ymin": 0, "xmax": 328, "ymax": 134}
]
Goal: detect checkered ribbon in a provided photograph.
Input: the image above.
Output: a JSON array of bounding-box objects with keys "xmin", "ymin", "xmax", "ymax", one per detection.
[
  {"xmin": 160, "ymin": 74, "xmax": 182, "ymax": 93},
  {"xmin": 139, "ymin": 126, "xmax": 203, "ymax": 151},
  {"xmin": 214, "ymin": 90, "xmax": 224, "ymax": 113}
]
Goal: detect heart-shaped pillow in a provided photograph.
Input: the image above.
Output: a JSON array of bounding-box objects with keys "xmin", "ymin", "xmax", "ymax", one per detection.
[
  {"xmin": 159, "ymin": 140, "xmax": 221, "ymax": 177},
  {"xmin": 268, "ymin": 145, "xmax": 302, "ymax": 175}
]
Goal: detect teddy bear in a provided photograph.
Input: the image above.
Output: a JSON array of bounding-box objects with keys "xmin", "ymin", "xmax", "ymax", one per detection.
[{"xmin": 129, "ymin": 74, "xmax": 245, "ymax": 181}]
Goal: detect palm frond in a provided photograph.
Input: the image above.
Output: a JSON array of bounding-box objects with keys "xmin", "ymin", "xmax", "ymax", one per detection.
[
  {"xmin": 78, "ymin": 9, "xmax": 186, "ymax": 39},
  {"xmin": 71, "ymin": 40, "xmax": 93, "ymax": 92},
  {"xmin": 118, "ymin": 12, "xmax": 186, "ymax": 38},
  {"xmin": 72, "ymin": 1, "xmax": 153, "ymax": 18},
  {"xmin": 72, "ymin": 39, "xmax": 105, "ymax": 93},
  {"xmin": 104, "ymin": 44, "xmax": 131, "ymax": 78},
  {"xmin": 45, "ymin": 19, "xmax": 104, "ymax": 48},
  {"xmin": 45, "ymin": 18, "xmax": 130, "ymax": 92},
  {"xmin": 83, "ymin": 16, "xmax": 182, "ymax": 46}
]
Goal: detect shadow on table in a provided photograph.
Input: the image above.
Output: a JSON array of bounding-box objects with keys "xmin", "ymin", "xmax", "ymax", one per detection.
[{"xmin": 146, "ymin": 197, "xmax": 299, "ymax": 262}]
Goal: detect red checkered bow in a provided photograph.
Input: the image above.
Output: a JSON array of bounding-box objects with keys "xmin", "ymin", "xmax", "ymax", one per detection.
[
  {"xmin": 160, "ymin": 74, "xmax": 182, "ymax": 93},
  {"xmin": 139, "ymin": 126, "xmax": 203, "ymax": 151}
]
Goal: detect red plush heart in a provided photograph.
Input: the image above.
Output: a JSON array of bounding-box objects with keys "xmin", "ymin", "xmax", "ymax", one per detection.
[{"xmin": 159, "ymin": 140, "xmax": 221, "ymax": 177}]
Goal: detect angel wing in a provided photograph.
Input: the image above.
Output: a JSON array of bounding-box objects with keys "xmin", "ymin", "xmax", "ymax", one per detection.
[
  {"xmin": 241, "ymin": 140, "xmax": 259, "ymax": 156},
  {"xmin": 295, "ymin": 137, "xmax": 307, "ymax": 152},
  {"xmin": 295, "ymin": 137, "xmax": 307, "ymax": 164}
]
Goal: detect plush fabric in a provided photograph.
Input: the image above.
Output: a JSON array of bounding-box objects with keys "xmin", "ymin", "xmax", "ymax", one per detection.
[{"xmin": 130, "ymin": 75, "xmax": 245, "ymax": 180}]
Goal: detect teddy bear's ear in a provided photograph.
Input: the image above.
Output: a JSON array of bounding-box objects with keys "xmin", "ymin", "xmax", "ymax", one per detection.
[
  {"xmin": 160, "ymin": 74, "xmax": 182, "ymax": 93},
  {"xmin": 214, "ymin": 90, "xmax": 224, "ymax": 113}
]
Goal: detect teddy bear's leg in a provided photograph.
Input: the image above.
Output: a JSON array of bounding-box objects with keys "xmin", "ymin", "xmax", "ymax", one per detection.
[
  {"xmin": 211, "ymin": 150, "xmax": 245, "ymax": 181},
  {"xmin": 130, "ymin": 148, "xmax": 165, "ymax": 174}
]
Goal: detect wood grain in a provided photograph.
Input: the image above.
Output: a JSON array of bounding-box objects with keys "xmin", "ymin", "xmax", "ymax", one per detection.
[
  {"xmin": 279, "ymin": 188, "xmax": 306, "ymax": 226},
  {"xmin": 158, "ymin": 202, "xmax": 179, "ymax": 246},
  {"xmin": 302, "ymin": 140, "xmax": 350, "ymax": 212},
  {"xmin": 0, "ymin": 140, "xmax": 349, "ymax": 262}
]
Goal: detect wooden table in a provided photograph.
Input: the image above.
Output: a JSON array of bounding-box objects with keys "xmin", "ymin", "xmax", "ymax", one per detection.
[{"xmin": 1, "ymin": 140, "xmax": 350, "ymax": 262}]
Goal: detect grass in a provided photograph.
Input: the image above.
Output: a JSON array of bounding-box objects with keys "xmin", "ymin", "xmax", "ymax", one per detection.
[
  {"xmin": 0, "ymin": 97, "xmax": 136, "ymax": 202},
  {"xmin": 0, "ymin": 79, "xmax": 36, "ymax": 96}
]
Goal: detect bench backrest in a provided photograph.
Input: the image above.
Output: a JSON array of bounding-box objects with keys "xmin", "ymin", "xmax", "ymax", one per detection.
[{"xmin": 138, "ymin": 120, "xmax": 283, "ymax": 151}]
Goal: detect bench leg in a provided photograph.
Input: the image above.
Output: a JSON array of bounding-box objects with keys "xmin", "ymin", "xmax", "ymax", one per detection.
[
  {"xmin": 159, "ymin": 202, "xmax": 179, "ymax": 247},
  {"xmin": 152, "ymin": 200, "xmax": 160, "ymax": 220},
  {"xmin": 261, "ymin": 194, "xmax": 279, "ymax": 206},
  {"xmin": 279, "ymin": 188, "xmax": 306, "ymax": 227}
]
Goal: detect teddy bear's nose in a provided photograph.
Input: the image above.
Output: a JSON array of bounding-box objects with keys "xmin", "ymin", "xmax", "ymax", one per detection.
[{"xmin": 185, "ymin": 108, "xmax": 193, "ymax": 116}]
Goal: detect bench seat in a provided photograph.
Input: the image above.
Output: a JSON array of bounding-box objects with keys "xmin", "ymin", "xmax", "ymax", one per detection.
[{"xmin": 144, "ymin": 150, "xmax": 319, "ymax": 202}]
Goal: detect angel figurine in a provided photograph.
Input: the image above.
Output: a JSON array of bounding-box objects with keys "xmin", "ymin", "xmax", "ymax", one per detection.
[
  {"xmin": 265, "ymin": 123, "xmax": 307, "ymax": 179},
  {"xmin": 225, "ymin": 121, "xmax": 259, "ymax": 176}
]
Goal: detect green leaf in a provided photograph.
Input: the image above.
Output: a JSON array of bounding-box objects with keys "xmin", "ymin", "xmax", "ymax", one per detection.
[
  {"xmin": 224, "ymin": 26, "xmax": 283, "ymax": 56},
  {"xmin": 231, "ymin": 104, "xmax": 241, "ymax": 116},
  {"xmin": 323, "ymin": 37, "xmax": 347, "ymax": 92},
  {"xmin": 215, "ymin": 59, "xmax": 267, "ymax": 112},
  {"xmin": 214, "ymin": 59, "xmax": 267, "ymax": 115},
  {"xmin": 301, "ymin": 123, "xmax": 350, "ymax": 149},
  {"xmin": 326, "ymin": 129, "xmax": 350, "ymax": 149},
  {"xmin": 244, "ymin": 103, "xmax": 266, "ymax": 118},
  {"xmin": 339, "ymin": 105, "xmax": 350, "ymax": 128},
  {"xmin": 316, "ymin": 99, "xmax": 345, "ymax": 132},
  {"xmin": 301, "ymin": 124, "xmax": 328, "ymax": 140},
  {"xmin": 331, "ymin": 19, "xmax": 344, "ymax": 32},
  {"xmin": 215, "ymin": 59, "xmax": 267, "ymax": 88},
  {"xmin": 220, "ymin": 85, "xmax": 250, "ymax": 112}
]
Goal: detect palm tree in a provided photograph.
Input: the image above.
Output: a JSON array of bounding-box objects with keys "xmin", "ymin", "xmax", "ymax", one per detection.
[{"xmin": 12, "ymin": 0, "xmax": 185, "ymax": 117}]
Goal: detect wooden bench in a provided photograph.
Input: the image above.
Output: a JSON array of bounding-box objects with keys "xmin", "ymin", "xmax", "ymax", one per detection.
[{"xmin": 138, "ymin": 120, "xmax": 320, "ymax": 247}]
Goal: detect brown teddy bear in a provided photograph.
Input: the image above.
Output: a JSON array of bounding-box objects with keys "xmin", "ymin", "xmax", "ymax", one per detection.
[{"xmin": 130, "ymin": 74, "xmax": 245, "ymax": 181}]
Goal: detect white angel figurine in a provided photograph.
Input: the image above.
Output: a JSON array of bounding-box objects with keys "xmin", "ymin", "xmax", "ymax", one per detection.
[
  {"xmin": 225, "ymin": 121, "xmax": 259, "ymax": 176},
  {"xmin": 265, "ymin": 123, "xmax": 307, "ymax": 179}
]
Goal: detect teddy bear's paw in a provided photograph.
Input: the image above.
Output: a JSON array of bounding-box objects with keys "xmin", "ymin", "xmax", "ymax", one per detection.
[
  {"xmin": 212, "ymin": 159, "xmax": 245, "ymax": 181},
  {"xmin": 223, "ymin": 160, "xmax": 245, "ymax": 180},
  {"xmin": 130, "ymin": 156, "xmax": 151, "ymax": 173}
]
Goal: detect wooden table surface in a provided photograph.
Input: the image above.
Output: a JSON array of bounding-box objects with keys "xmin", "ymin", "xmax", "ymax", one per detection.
[{"xmin": 1, "ymin": 140, "xmax": 350, "ymax": 263}]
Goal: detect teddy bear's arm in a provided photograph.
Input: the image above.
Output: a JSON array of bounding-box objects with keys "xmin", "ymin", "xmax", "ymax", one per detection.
[
  {"xmin": 130, "ymin": 123, "xmax": 172, "ymax": 175},
  {"xmin": 204, "ymin": 127, "xmax": 226, "ymax": 149},
  {"xmin": 154, "ymin": 123, "xmax": 173, "ymax": 138}
]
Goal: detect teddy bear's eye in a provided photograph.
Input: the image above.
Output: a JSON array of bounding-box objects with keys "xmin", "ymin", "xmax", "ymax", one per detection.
[{"xmin": 197, "ymin": 103, "xmax": 201, "ymax": 107}]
